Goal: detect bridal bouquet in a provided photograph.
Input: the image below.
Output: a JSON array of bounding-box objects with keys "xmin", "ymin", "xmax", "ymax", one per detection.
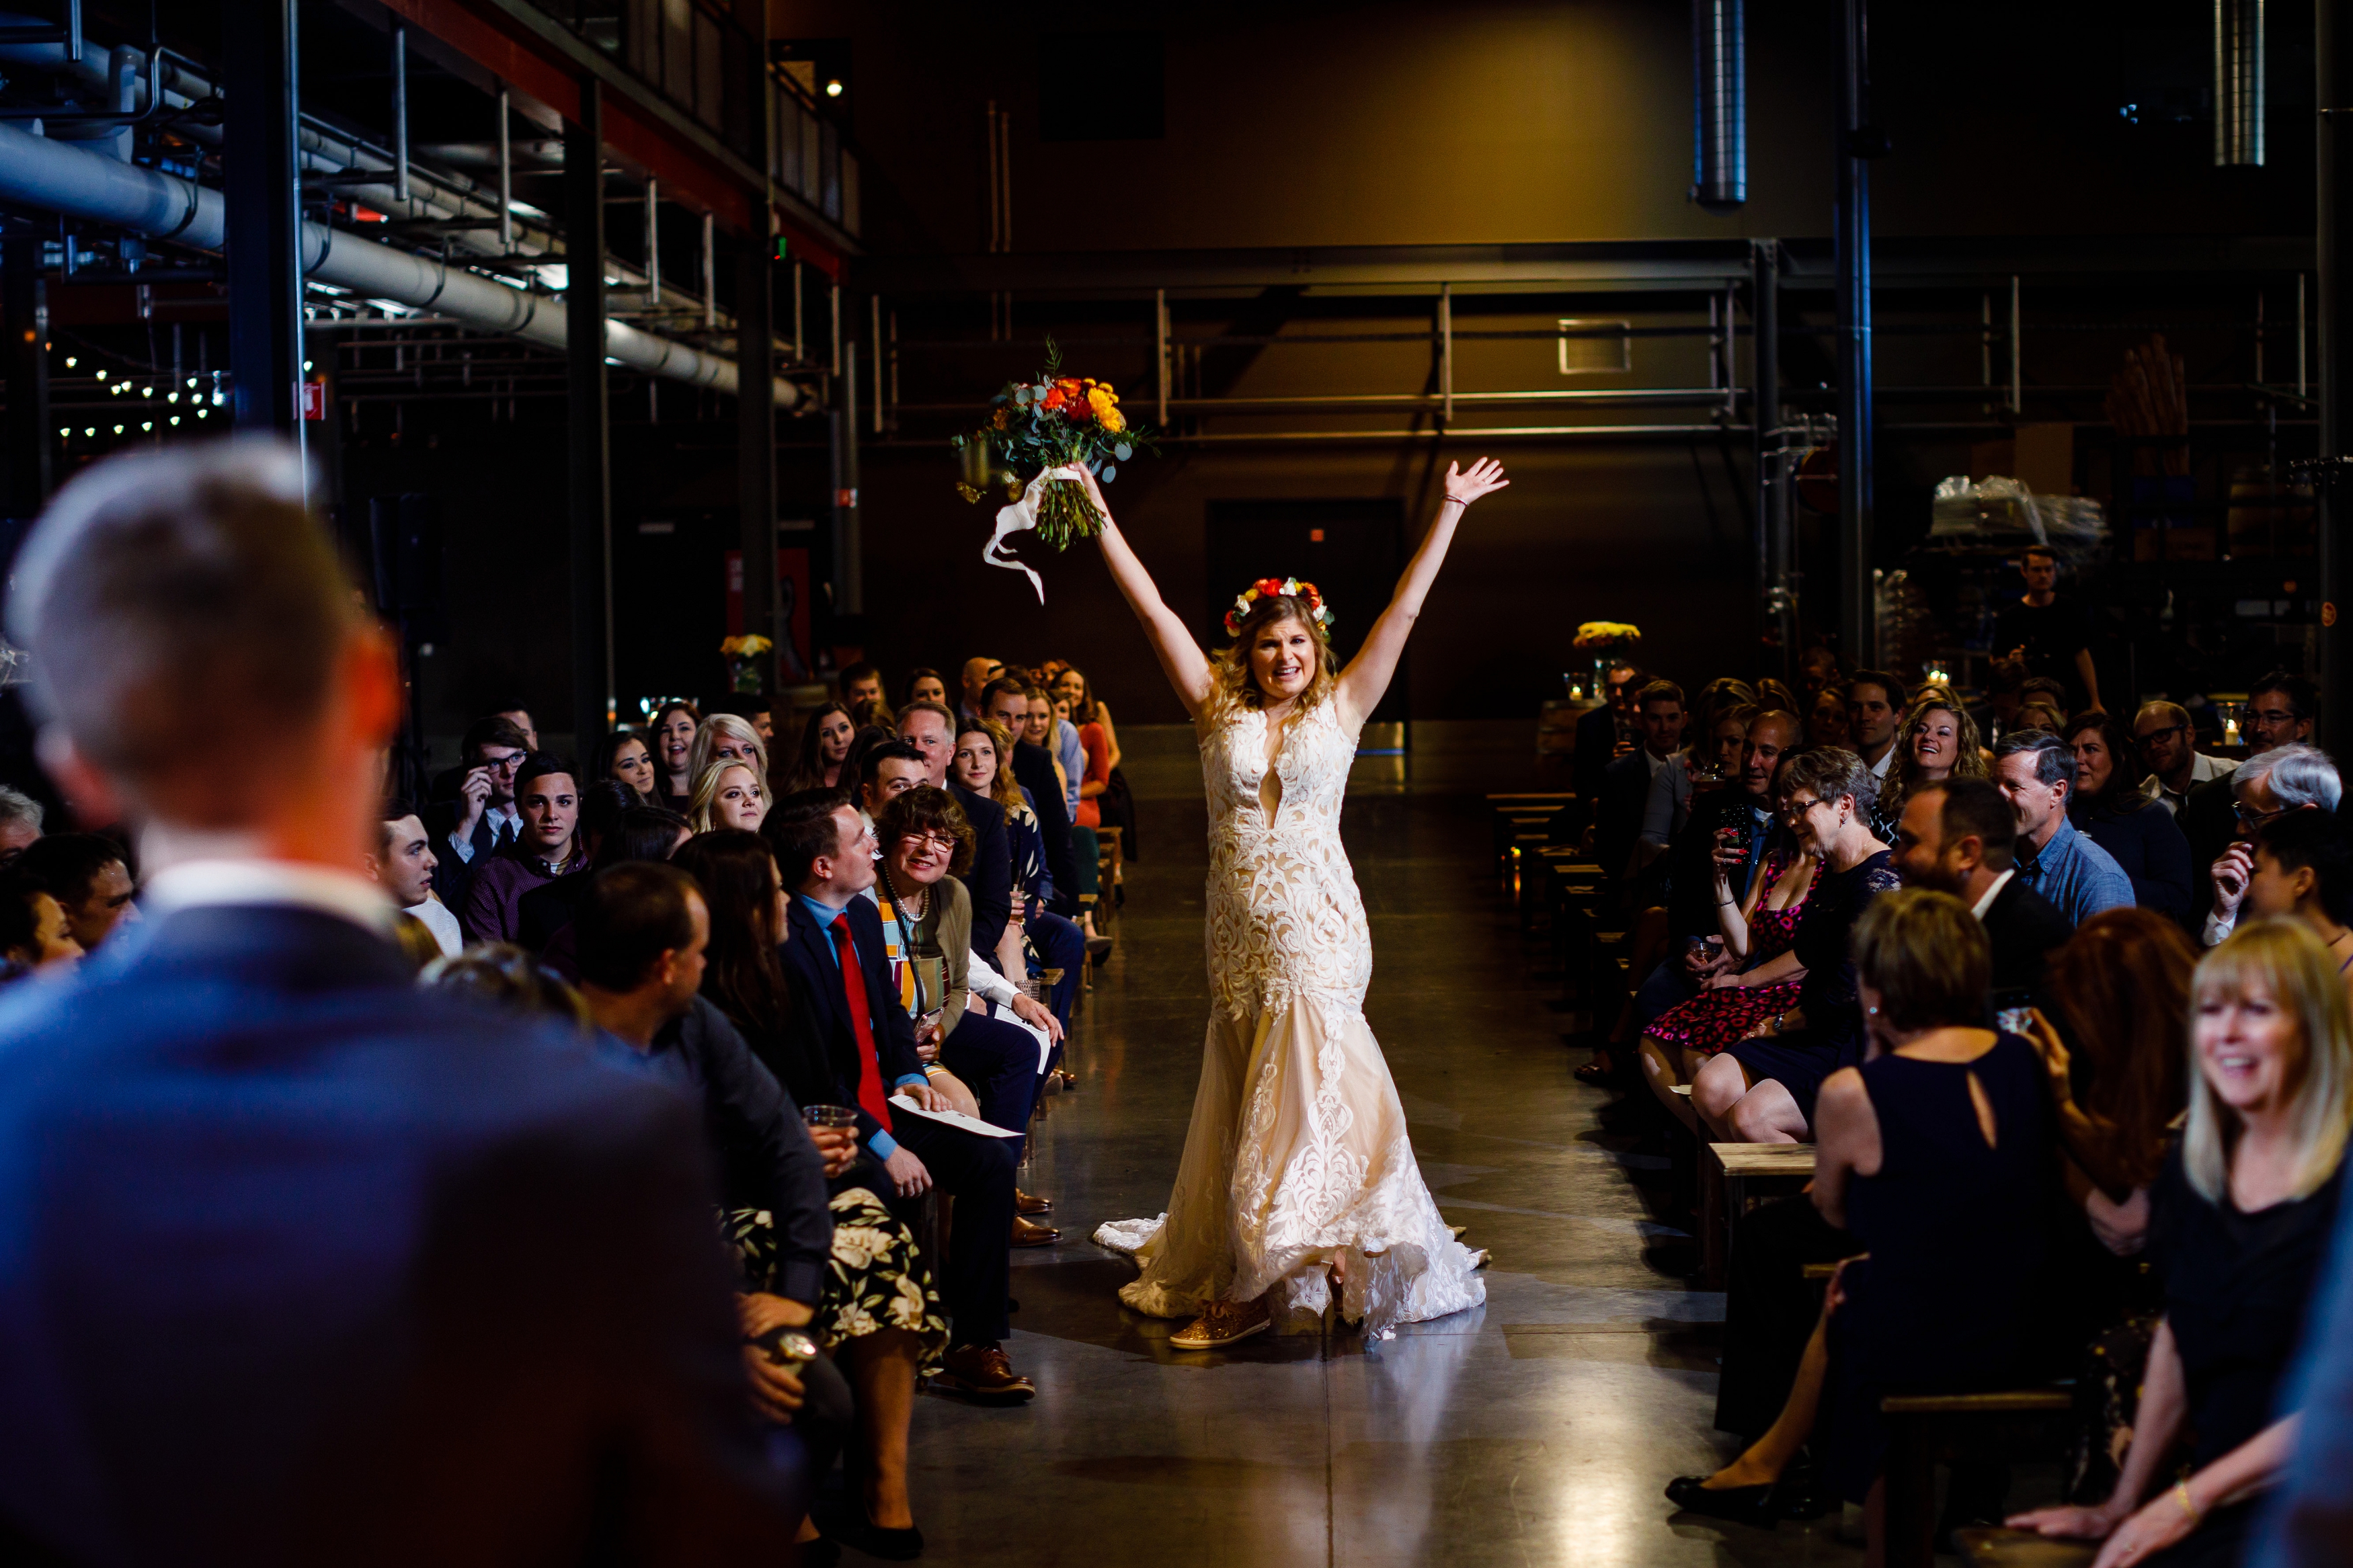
[{"xmin": 953, "ymin": 341, "xmax": 1156, "ymax": 601}]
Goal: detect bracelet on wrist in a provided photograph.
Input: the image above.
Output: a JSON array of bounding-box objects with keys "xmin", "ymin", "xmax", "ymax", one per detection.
[
  {"xmin": 922, "ymin": 1065, "xmax": 949, "ymax": 1077},
  {"xmin": 2172, "ymin": 1481, "xmax": 2202, "ymax": 1526}
]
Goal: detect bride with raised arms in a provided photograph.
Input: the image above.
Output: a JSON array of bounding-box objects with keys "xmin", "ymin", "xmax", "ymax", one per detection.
[{"xmin": 1081, "ymin": 457, "xmax": 1508, "ymax": 1348}]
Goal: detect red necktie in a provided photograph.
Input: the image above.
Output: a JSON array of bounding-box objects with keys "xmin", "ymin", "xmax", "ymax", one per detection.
[{"xmin": 831, "ymin": 912, "xmax": 893, "ymax": 1132}]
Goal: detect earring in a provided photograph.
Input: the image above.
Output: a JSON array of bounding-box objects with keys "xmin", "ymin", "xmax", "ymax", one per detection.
[{"xmin": 1866, "ymin": 1004, "xmax": 1880, "ymax": 1018}]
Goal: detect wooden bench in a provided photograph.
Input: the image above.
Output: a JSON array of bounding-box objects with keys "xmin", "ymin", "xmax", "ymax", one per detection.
[
  {"xmin": 1699, "ymin": 1142, "xmax": 1816, "ymax": 1288},
  {"xmin": 1884, "ymin": 1391, "xmax": 2075, "ymax": 1568}
]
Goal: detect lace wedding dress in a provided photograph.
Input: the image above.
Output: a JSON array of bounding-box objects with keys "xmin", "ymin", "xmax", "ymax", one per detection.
[{"xmin": 1093, "ymin": 696, "xmax": 1486, "ymax": 1337}]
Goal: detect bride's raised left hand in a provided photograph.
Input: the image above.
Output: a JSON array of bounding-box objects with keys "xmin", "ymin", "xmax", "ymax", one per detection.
[{"xmin": 1443, "ymin": 457, "xmax": 1509, "ymax": 507}]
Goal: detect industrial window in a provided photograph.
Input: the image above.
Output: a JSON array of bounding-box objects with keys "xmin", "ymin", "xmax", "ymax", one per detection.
[{"xmin": 1558, "ymin": 319, "xmax": 1632, "ymax": 375}]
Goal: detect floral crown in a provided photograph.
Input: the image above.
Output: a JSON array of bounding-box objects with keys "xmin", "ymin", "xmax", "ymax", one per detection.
[{"xmin": 1224, "ymin": 577, "xmax": 1335, "ymax": 639}]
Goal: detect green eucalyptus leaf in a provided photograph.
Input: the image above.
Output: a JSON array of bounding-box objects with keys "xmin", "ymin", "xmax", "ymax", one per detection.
[
  {"xmin": 1114, "ymin": 442, "xmax": 1132, "ymax": 461},
  {"xmin": 1102, "ymin": 465, "xmax": 1117, "ymax": 482}
]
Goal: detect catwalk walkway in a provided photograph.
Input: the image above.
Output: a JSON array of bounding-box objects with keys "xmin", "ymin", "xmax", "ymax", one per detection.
[{"xmin": 897, "ymin": 775, "xmax": 1862, "ymax": 1567}]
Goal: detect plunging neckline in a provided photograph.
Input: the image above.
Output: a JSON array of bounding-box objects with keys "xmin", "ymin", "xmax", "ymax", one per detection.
[{"xmin": 1250, "ymin": 705, "xmax": 1295, "ymax": 818}]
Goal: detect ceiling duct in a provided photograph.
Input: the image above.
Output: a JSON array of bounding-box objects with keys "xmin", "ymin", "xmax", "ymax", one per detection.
[
  {"xmin": 2215, "ymin": 0, "xmax": 2264, "ymax": 166},
  {"xmin": 1690, "ymin": 0, "xmax": 1746, "ymax": 210},
  {"xmin": 0, "ymin": 119, "xmax": 799, "ymax": 407}
]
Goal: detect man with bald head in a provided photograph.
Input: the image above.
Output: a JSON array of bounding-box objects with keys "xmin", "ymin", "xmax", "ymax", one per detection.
[{"xmin": 958, "ymin": 656, "xmax": 1006, "ymax": 725}]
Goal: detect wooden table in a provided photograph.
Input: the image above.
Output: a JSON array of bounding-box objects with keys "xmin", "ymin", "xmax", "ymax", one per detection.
[{"xmin": 1698, "ymin": 1143, "xmax": 1817, "ymax": 1288}]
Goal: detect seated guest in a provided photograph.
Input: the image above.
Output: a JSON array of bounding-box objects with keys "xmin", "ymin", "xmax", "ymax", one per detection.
[
  {"xmin": 515, "ymin": 786, "xmax": 681, "ymax": 954},
  {"xmin": 768, "ymin": 790, "xmax": 1035, "ymax": 1405},
  {"xmin": 0, "ymin": 874, "xmax": 83, "ymax": 976},
  {"xmin": 594, "ymin": 729, "xmax": 659, "ymax": 807},
  {"xmin": 2019, "ymin": 907, "xmax": 2194, "ymax": 1360},
  {"xmin": 1891, "ymin": 777, "xmax": 2074, "ymax": 1003},
  {"xmin": 0, "ymin": 440, "xmax": 796, "ymax": 1555},
  {"xmin": 424, "ymin": 699, "xmax": 536, "ymax": 799},
  {"xmin": 2065, "ymin": 710, "xmax": 2194, "ymax": 922},
  {"xmin": 1994, "ymin": 730, "xmax": 2136, "ymax": 926},
  {"xmin": 645, "ymin": 699, "xmax": 701, "ymax": 814},
  {"xmin": 1059, "ymin": 661, "xmax": 1140, "ymax": 864},
  {"xmin": 667, "ymin": 830, "xmax": 951, "ymax": 1559},
  {"xmin": 784, "ymin": 700, "xmax": 858, "ymax": 794},
  {"xmin": 1025, "ymin": 681, "xmax": 1102, "ymax": 933},
  {"xmin": 421, "ymin": 941, "xmax": 592, "ymax": 1027},
  {"xmin": 422, "ymin": 714, "xmax": 530, "ymax": 908},
  {"xmin": 2204, "ymin": 744, "xmax": 2344, "ymax": 947},
  {"xmin": 1806, "ymin": 686, "xmax": 1851, "ymax": 750},
  {"xmin": 13, "ymin": 831, "xmax": 137, "ymax": 953},
  {"xmin": 1874, "ymin": 694, "xmax": 1987, "ymax": 846},
  {"xmin": 1599, "ymin": 679, "xmax": 1687, "ymax": 885},
  {"xmin": 904, "ymin": 667, "xmax": 949, "ymax": 708},
  {"xmin": 1692, "ymin": 748, "xmax": 1899, "ymax": 1143},
  {"xmin": 962, "ymin": 709, "xmax": 1087, "ymax": 1029},
  {"xmin": 366, "ymin": 802, "xmax": 461, "ymax": 958},
  {"xmin": 1798, "ymin": 645, "xmax": 1843, "ymax": 703},
  {"xmin": 1843, "ymin": 670, "xmax": 1905, "ymax": 802},
  {"xmin": 1808, "ymin": 890, "xmax": 2052, "ymax": 1547},
  {"xmin": 0, "ymin": 783, "xmax": 42, "ymax": 866},
  {"xmin": 957, "ymin": 656, "xmax": 1005, "ymax": 724},
  {"xmin": 873, "ymin": 788, "xmax": 1062, "ymax": 1243},
  {"xmin": 1638, "ymin": 766, "xmax": 1814, "ymax": 1130},
  {"xmin": 2237, "ymin": 808, "xmax": 2353, "ymax": 983},
  {"xmin": 838, "ymin": 724, "xmax": 894, "ymax": 809},
  {"xmin": 1671, "ymin": 889, "xmax": 2049, "ymax": 1527},
  {"xmin": 980, "ymin": 678, "xmax": 1083, "ymax": 926},
  {"xmin": 1030, "ymin": 682, "xmax": 1083, "ymax": 820},
  {"xmin": 461, "ymin": 754, "xmax": 586, "ymax": 944},
  {"xmin": 854, "ymin": 738, "xmax": 927, "ymax": 833},
  {"xmin": 840, "ymin": 660, "xmax": 887, "ymax": 714},
  {"xmin": 567, "ymin": 862, "xmax": 859, "ymax": 1559},
  {"xmin": 1572, "ymin": 657, "xmax": 1644, "ymax": 840},
  {"xmin": 690, "ymin": 759, "xmax": 771, "ymax": 835},
  {"xmin": 689, "ymin": 712, "xmax": 768, "ymax": 796},
  {"xmin": 2187, "ymin": 671, "xmax": 2317, "ymax": 923},
  {"xmin": 2133, "ymin": 699, "xmax": 2236, "ymax": 821},
  {"xmin": 2011, "ymin": 919, "xmax": 2351, "ymax": 1567},
  {"xmin": 897, "ymin": 701, "xmax": 1011, "ymax": 958},
  {"xmin": 1640, "ymin": 698, "xmax": 1751, "ymax": 873},
  {"xmin": 1585, "ymin": 707, "xmax": 1801, "ymax": 1085}
]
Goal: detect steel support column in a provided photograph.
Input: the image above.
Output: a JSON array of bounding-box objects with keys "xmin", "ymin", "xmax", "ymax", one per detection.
[
  {"xmin": 1752, "ymin": 239, "xmax": 1784, "ymax": 680},
  {"xmin": 739, "ymin": 227, "xmax": 779, "ymax": 699},
  {"xmin": 2319, "ymin": 0, "xmax": 2353, "ymax": 753},
  {"xmin": 1835, "ymin": 0, "xmax": 1876, "ymax": 665},
  {"xmin": 832, "ymin": 346, "xmax": 862, "ymax": 616},
  {"xmin": 222, "ymin": 0, "xmax": 302, "ymax": 435},
  {"xmin": 565, "ymin": 77, "xmax": 612, "ymax": 755},
  {"xmin": 4, "ymin": 231, "xmax": 49, "ymax": 521}
]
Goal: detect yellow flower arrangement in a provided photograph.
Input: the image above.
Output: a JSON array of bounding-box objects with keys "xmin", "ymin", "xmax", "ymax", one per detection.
[{"xmin": 1572, "ymin": 622, "xmax": 1643, "ymax": 650}]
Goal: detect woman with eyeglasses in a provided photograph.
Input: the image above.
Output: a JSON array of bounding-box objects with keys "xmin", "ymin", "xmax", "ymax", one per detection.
[
  {"xmin": 1691, "ymin": 747, "xmax": 1900, "ymax": 1144},
  {"xmin": 871, "ymin": 786, "xmax": 1062, "ymax": 1245},
  {"xmin": 2067, "ymin": 710, "xmax": 2194, "ymax": 924}
]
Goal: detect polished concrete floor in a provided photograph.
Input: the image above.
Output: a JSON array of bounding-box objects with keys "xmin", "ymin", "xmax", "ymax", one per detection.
[{"xmin": 892, "ymin": 783, "xmax": 1865, "ymax": 1567}]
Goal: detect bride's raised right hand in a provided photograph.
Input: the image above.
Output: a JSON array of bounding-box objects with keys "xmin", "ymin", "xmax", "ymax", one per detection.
[{"xmin": 1075, "ymin": 463, "xmax": 1116, "ymax": 531}]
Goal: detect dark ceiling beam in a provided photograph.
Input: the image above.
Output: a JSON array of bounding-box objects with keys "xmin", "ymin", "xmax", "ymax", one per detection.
[{"xmin": 861, "ymin": 235, "xmax": 2321, "ymax": 299}]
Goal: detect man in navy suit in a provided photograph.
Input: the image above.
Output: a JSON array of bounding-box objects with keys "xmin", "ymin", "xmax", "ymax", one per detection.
[
  {"xmin": 0, "ymin": 441, "xmax": 796, "ymax": 1565},
  {"xmin": 766, "ymin": 788, "xmax": 1036, "ymax": 1405},
  {"xmin": 896, "ymin": 700, "xmax": 1011, "ymax": 954}
]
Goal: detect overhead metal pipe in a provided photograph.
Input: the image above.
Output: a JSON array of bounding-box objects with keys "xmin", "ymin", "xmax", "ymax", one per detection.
[
  {"xmin": 1836, "ymin": 0, "xmax": 1877, "ymax": 665},
  {"xmin": 2217, "ymin": 0, "xmax": 2266, "ymax": 167},
  {"xmin": 1691, "ymin": 0, "xmax": 1746, "ymax": 209},
  {"xmin": 390, "ymin": 22, "xmax": 409, "ymax": 202},
  {"xmin": 0, "ymin": 118, "xmax": 799, "ymax": 407}
]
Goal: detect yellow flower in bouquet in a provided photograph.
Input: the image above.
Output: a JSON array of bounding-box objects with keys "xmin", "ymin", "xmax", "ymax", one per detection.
[
  {"xmin": 949, "ymin": 337, "xmax": 1157, "ymax": 550},
  {"xmin": 720, "ymin": 634, "xmax": 773, "ymax": 657},
  {"xmin": 1572, "ymin": 621, "xmax": 1642, "ymax": 650}
]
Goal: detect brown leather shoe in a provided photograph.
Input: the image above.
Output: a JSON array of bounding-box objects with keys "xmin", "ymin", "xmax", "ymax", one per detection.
[
  {"xmin": 936, "ymin": 1343, "xmax": 1036, "ymax": 1403},
  {"xmin": 1010, "ymin": 1214, "xmax": 1060, "ymax": 1247},
  {"xmin": 1016, "ymin": 1190, "xmax": 1053, "ymax": 1215}
]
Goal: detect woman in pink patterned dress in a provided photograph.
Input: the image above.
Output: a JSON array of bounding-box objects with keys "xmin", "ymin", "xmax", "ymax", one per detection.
[{"xmin": 1637, "ymin": 789, "xmax": 1819, "ymax": 1132}]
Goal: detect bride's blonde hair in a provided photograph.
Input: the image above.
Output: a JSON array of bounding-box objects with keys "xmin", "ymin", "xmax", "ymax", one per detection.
[{"xmin": 1199, "ymin": 593, "xmax": 1339, "ymax": 730}]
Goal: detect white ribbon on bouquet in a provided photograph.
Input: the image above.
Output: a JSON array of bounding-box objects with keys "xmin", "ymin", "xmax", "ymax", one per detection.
[{"xmin": 983, "ymin": 464, "xmax": 1088, "ymax": 604}]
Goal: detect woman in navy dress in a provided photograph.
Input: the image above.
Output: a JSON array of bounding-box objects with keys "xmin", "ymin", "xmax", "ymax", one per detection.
[
  {"xmin": 1693, "ymin": 747, "xmax": 1899, "ymax": 1143},
  {"xmin": 1812, "ymin": 888, "xmax": 2053, "ymax": 1549}
]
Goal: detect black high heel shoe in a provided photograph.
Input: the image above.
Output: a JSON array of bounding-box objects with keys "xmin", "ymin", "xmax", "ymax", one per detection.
[{"xmin": 1664, "ymin": 1474, "xmax": 1780, "ymax": 1528}]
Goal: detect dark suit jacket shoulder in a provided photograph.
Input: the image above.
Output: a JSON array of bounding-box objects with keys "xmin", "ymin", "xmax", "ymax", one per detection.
[
  {"xmin": 1009, "ymin": 740, "xmax": 1080, "ymax": 913},
  {"xmin": 1984, "ymin": 874, "xmax": 2075, "ymax": 998},
  {"xmin": 2184, "ymin": 773, "xmax": 2239, "ymax": 925},
  {"xmin": 947, "ymin": 782, "xmax": 1012, "ymax": 954},
  {"xmin": 0, "ymin": 903, "xmax": 794, "ymax": 1565}
]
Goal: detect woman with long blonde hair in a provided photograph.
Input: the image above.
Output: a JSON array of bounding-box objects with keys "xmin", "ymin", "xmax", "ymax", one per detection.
[
  {"xmin": 2013, "ymin": 918, "xmax": 2352, "ymax": 1568},
  {"xmin": 1088, "ymin": 458, "xmax": 1508, "ymax": 1349},
  {"xmin": 1875, "ymin": 694, "xmax": 1986, "ymax": 839}
]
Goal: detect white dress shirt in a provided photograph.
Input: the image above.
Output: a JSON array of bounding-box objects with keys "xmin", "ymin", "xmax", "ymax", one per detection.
[
  {"xmin": 403, "ymin": 897, "xmax": 463, "ymax": 957},
  {"xmin": 1970, "ymin": 868, "xmax": 2016, "ymax": 920}
]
